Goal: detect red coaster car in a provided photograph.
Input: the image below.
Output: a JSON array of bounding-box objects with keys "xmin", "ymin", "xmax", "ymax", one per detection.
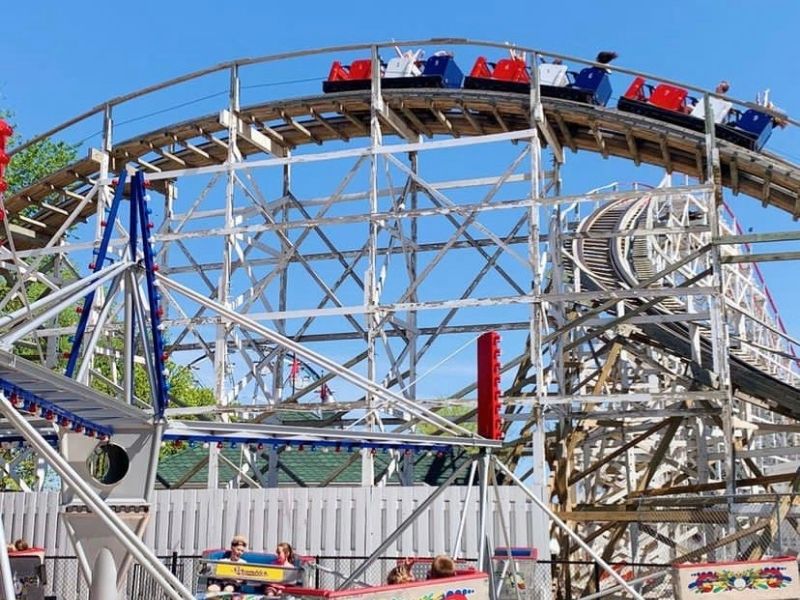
[{"xmin": 617, "ymin": 76, "xmax": 776, "ymax": 150}]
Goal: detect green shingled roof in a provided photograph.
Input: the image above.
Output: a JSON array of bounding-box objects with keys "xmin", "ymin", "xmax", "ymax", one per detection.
[{"xmin": 157, "ymin": 444, "xmax": 474, "ymax": 488}]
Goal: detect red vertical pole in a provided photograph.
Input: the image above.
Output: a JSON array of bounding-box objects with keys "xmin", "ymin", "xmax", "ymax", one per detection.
[{"xmin": 477, "ymin": 331, "xmax": 503, "ymax": 440}]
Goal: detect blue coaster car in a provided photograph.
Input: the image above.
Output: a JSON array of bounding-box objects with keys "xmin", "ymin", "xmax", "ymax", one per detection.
[{"xmin": 540, "ymin": 66, "xmax": 613, "ymax": 106}]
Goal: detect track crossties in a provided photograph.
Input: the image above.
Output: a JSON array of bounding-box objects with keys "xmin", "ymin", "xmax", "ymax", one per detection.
[{"xmin": 5, "ymin": 89, "xmax": 800, "ymax": 251}]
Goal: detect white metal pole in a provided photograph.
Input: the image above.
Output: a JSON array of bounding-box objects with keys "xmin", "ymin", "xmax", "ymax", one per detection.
[
  {"xmin": 0, "ymin": 517, "xmax": 16, "ymax": 600},
  {"xmin": 453, "ymin": 459, "xmax": 479, "ymax": 559}
]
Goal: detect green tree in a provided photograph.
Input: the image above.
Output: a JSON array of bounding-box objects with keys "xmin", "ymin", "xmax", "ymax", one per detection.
[
  {"xmin": 2, "ymin": 110, "xmax": 77, "ymax": 201},
  {"xmin": 5, "ymin": 138, "xmax": 77, "ymax": 196}
]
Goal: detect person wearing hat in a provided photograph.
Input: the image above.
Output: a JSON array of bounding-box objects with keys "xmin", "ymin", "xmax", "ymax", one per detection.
[{"xmin": 207, "ymin": 535, "xmax": 249, "ymax": 594}]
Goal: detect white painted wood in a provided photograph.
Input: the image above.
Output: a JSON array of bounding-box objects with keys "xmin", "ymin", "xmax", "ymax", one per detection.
[{"xmin": 0, "ymin": 487, "xmax": 543, "ymax": 559}]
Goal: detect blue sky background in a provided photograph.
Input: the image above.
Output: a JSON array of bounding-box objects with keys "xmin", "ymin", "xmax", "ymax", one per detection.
[{"xmin": 1, "ymin": 1, "xmax": 798, "ymax": 396}]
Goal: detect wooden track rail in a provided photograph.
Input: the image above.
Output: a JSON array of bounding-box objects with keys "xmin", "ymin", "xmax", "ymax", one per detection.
[
  {"xmin": 572, "ymin": 197, "xmax": 800, "ymax": 415},
  {"xmin": 4, "ymin": 89, "xmax": 800, "ymax": 250}
]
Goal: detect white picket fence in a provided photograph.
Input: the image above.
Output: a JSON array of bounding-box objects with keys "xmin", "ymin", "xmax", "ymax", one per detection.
[{"xmin": 0, "ymin": 486, "xmax": 548, "ymax": 558}]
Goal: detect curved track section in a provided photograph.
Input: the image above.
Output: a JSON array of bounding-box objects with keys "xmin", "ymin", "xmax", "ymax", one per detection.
[
  {"xmin": 5, "ymin": 88, "xmax": 800, "ymax": 250},
  {"xmin": 573, "ymin": 195, "xmax": 800, "ymax": 416}
]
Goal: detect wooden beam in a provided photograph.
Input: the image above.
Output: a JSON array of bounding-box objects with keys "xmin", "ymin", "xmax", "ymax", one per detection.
[
  {"xmin": 717, "ymin": 230, "xmax": 800, "ymax": 245},
  {"xmin": 559, "ymin": 509, "xmax": 728, "ymax": 524},
  {"xmin": 536, "ymin": 113, "xmax": 564, "ymax": 164},
  {"xmin": 658, "ymin": 135, "xmax": 672, "ymax": 172},
  {"xmin": 554, "ymin": 112, "xmax": 577, "ymax": 153},
  {"xmin": 308, "ymin": 107, "xmax": 349, "ymax": 142},
  {"xmin": 730, "ymin": 154, "xmax": 739, "ymax": 194},
  {"xmin": 761, "ymin": 165, "xmax": 773, "ymax": 207},
  {"xmin": 590, "ymin": 121, "xmax": 608, "ymax": 159},
  {"xmin": 219, "ymin": 110, "xmax": 287, "ymax": 158},
  {"xmin": 180, "ymin": 139, "xmax": 211, "ymax": 160},
  {"xmin": 378, "ymin": 104, "xmax": 419, "ymax": 142},
  {"xmin": 748, "ymin": 473, "xmax": 800, "ymax": 559},
  {"xmin": 568, "ymin": 419, "xmax": 671, "ymax": 485},
  {"xmin": 398, "ymin": 104, "xmax": 431, "ymax": 138},
  {"xmin": 592, "ymin": 342, "xmax": 621, "ymax": 395},
  {"xmin": 280, "ymin": 110, "xmax": 320, "ymax": 144},
  {"xmin": 491, "ymin": 106, "xmax": 509, "ymax": 132},
  {"xmin": 151, "ymin": 144, "xmax": 186, "ymax": 167},
  {"xmin": 337, "ymin": 104, "xmax": 369, "ymax": 135},
  {"xmin": 459, "ymin": 102, "xmax": 483, "ymax": 135},
  {"xmin": 624, "ymin": 130, "xmax": 640, "ymax": 165},
  {"xmin": 196, "ymin": 127, "xmax": 229, "ymax": 151},
  {"xmin": 429, "ymin": 102, "xmax": 457, "ymax": 138},
  {"xmin": 631, "ymin": 472, "xmax": 800, "ymax": 498},
  {"xmin": 722, "ymin": 251, "xmax": 800, "ymax": 264}
]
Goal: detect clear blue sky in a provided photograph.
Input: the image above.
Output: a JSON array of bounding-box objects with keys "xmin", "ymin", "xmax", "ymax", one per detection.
[
  {"xmin": 1, "ymin": 0, "xmax": 798, "ymax": 390},
  {"xmin": 3, "ymin": 1, "xmax": 800, "ymax": 139}
]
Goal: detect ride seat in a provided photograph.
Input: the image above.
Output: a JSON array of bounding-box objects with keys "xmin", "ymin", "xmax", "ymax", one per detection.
[
  {"xmin": 468, "ymin": 56, "xmax": 493, "ymax": 79},
  {"xmin": 649, "ymin": 84, "xmax": 688, "ymax": 112},
  {"xmin": 623, "ymin": 77, "xmax": 648, "ymax": 101},
  {"xmin": 202, "ymin": 550, "xmax": 283, "ymax": 595},
  {"xmin": 385, "ymin": 56, "xmax": 422, "ymax": 79},
  {"xmin": 735, "ymin": 109, "xmax": 774, "ymax": 149},
  {"xmin": 347, "ymin": 59, "xmax": 373, "ymax": 80},
  {"xmin": 326, "ymin": 61, "xmax": 350, "ymax": 82},
  {"xmin": 572, "ymin": 67, "xmax": 612, "ymax": 105},
  {"xmin": 539, "ymin": 63, "xmax": 569, "ymax": 87},
  {"xmin": 492, "ymin": 58, "xmax": 529, "ymax": 83},
  {"xmin": 690, "ymin": 96, "xmax": 733, "ymax": 123},
  {"xmin": 204, "ymin": 550, "xmax": 278, "ymax": 564},
  {"xmin": 422, "ymin": 55, "xmax": 464, "ymax": 88}
]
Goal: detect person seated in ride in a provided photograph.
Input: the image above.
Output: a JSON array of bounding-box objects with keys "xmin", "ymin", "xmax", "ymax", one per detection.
[
  {"xmin": 760, "ymin": 96, "xmax": 789, "ymax": 128},
  {"xmin": 207, "ymin": 534, "xmax": 248, "ymax": 594},
  {"xmin": 13, "ymin": 538, "xmax": 30, "ymax": 552},
  {"xmin": 275, "ymin": 542, "xmax": 296, "ymax": 567},
  {"xmin": 388, "ymin": 564, "xmax": 415, "ymax": 585},
  {"xmin": 386, "ymin": 557, "xmax": 415, "ymax": 585},
  {"xmin": 595, "ymin": 51, "xmax": 618, "ymax": 73},
  {"xmin": 264, "ymin": 542, "xmax": 298, "ymax": 596},
  {"xmin": 715, "ymin": 80, "xmax": 730, "ymax": 95},
  {"xmin": 428, "ymin": 555, "xmax": 456, "ymax": 579}
]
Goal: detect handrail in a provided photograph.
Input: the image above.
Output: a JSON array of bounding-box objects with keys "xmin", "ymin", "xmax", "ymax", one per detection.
[{"xmin": 10, "ymin": 37, "xmax": 796, "ymax": 156}]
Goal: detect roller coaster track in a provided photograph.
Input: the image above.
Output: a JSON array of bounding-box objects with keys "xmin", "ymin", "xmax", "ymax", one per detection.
[
  {"xmin": 5, "ymin": 88, "xmax": 800, "ymax": 251},
  {"xmin": 572, "ymin": 194, "xmax": 800, "ymax": 417}
]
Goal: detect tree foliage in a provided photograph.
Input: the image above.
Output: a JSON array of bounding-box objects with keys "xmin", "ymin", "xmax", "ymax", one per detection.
[
  {"xmin": 6, "ymin": 139, "xmax": 77, "ymax": 195},
  {"xmin": 2, "ymin": 110, "xmax": 78, "ymax": 196}
]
